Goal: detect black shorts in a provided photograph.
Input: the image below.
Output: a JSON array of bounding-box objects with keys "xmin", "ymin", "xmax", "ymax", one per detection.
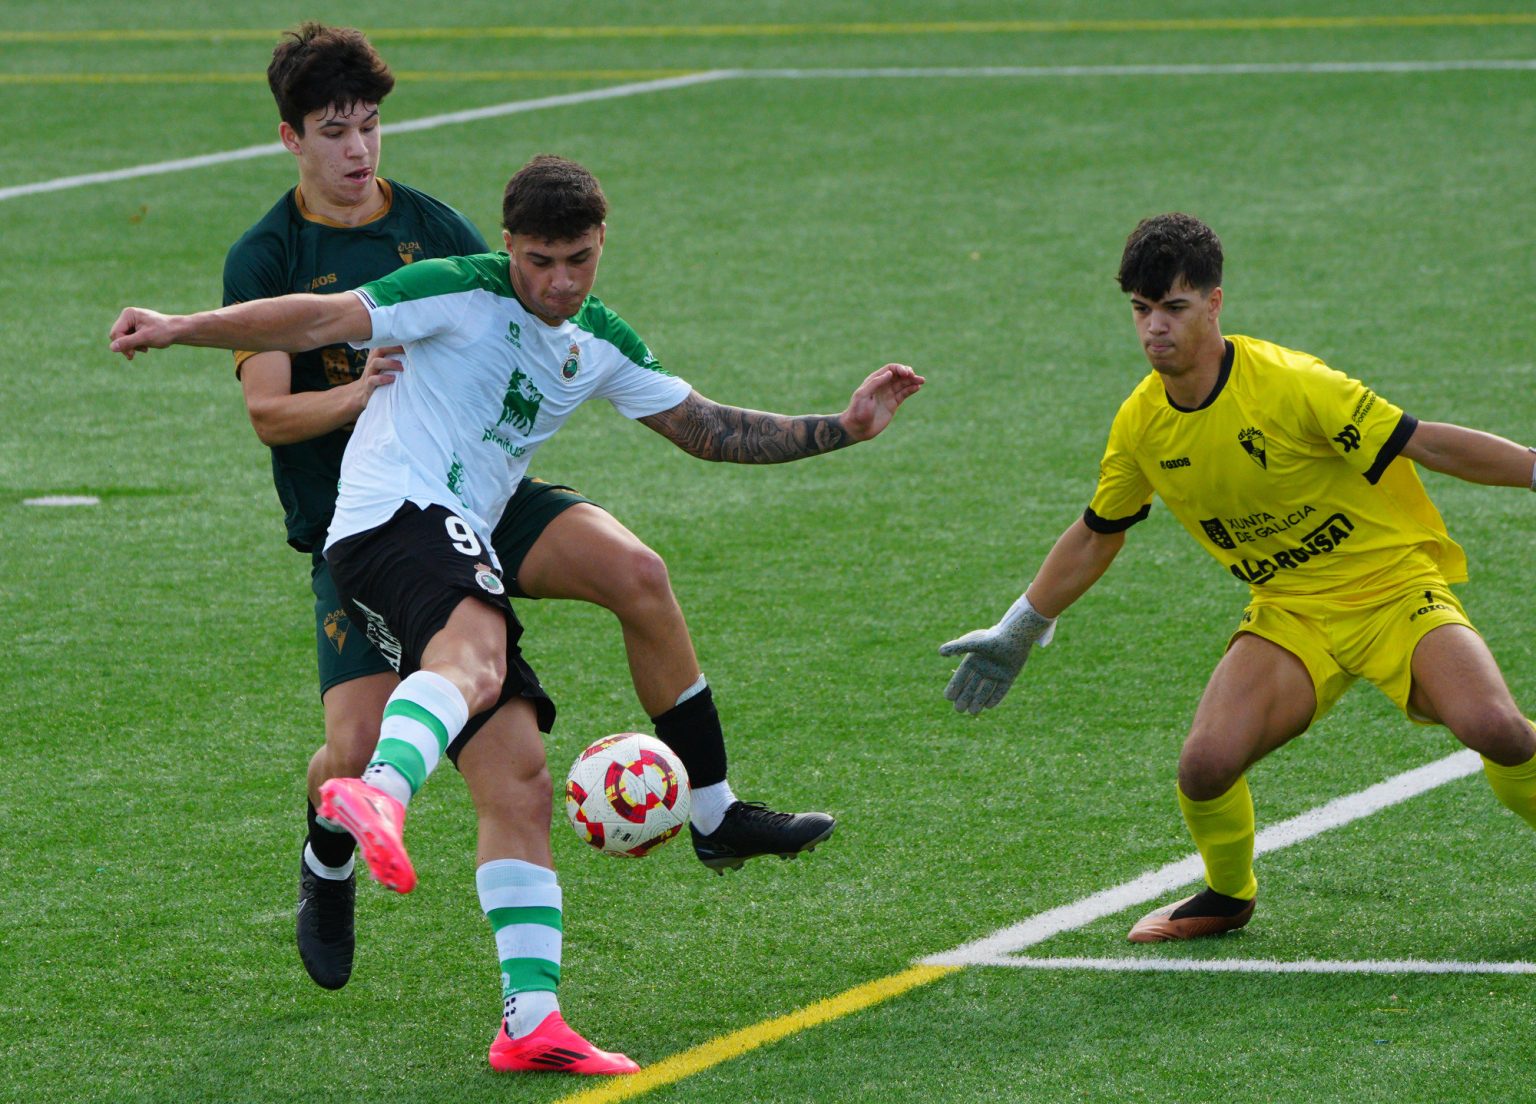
[{"xmin": 326, "ymin": 503, "xmax": 556, "ymax": 759}]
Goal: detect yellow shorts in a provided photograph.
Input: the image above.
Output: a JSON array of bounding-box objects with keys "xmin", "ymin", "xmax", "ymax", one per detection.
[{"xmin": 1230, "ymin": 576, "xmax": 1475, "ymax": 726}]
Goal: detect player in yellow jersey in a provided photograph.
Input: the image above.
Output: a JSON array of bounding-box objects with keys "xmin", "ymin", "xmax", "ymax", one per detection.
[{"xmin": 940, "ymin": 212, "xmax": 1536, "ymax": 941}]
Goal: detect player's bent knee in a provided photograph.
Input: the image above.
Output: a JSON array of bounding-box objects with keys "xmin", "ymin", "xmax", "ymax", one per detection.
[
  {"xmin": 601, "ymin": 543, "xmax": 674, "ymax": 611},
  {"xmin": 1453, "ymin": 704, "xmax": 1536, "ymax": 765},
  {"xmin": 1177, "ymin": 747, "xmax": 1245, "ymax": 802}
]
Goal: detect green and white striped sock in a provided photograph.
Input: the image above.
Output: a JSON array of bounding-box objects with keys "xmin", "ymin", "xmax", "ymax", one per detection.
[
  {"xmin": 361, "ymin": 671, "xmax": 469, "ymax": 805},
  {"xmin": 477, "ymin": 858, "xmax": 562, "ymax": 1039}
]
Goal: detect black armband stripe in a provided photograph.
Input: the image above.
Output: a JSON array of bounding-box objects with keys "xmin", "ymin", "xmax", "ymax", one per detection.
[
  {"xmin": 1083, "ymin": 504, "xmax": 1150, "ymax": 533},
  {"xmin": 1363, "ymin": 413, "xmax": 1418, "ymax": 485}
]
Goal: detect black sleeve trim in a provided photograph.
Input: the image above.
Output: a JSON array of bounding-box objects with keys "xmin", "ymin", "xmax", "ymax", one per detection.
[
  {"xmin": 1083, "ymin": 504, "xmax": 1150, "ymax": 533},
  {"xmin": 1363, "ymin": 412, "xmax": 1418, "ymax": 485}
]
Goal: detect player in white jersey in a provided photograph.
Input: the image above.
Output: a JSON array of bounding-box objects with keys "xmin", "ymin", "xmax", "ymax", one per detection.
[
  {"xmin": 110, "ymin": 154, "xmax": 923, "ymax": 1074},
  {"xmin": 939, "ymin": 213, "xmax": 1536, "ymax": 944},
  {"xmin": 234, "ymin": 24, "xmax": 847, "ymax": 1000}
]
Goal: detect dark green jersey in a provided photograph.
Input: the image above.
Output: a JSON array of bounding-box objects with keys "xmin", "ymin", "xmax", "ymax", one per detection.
[{"xmin": 222, "ymin": 179, "xmax": 488, "ymax": 551}]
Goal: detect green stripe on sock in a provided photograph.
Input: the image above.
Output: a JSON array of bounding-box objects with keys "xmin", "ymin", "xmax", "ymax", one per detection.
[
  {"xmin": 488, "ymin": 905, "xmax": 563, "ymax": 932},
  {"xmin": 383, "ymin": 699, "xmax": 451, "ymax": 753},
  {"xmin": 373, "ymin": 737, "xmax": 427, "ymax": 794},
  {"xmin": 502, "ymin": 956, "xmax": 561, "ymax": 992}
]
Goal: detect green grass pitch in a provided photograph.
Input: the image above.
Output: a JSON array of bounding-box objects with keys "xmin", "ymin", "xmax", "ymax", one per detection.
[{"xmin": 3, "ymin": 3, "xmax": 1535, "ymax": 1102}]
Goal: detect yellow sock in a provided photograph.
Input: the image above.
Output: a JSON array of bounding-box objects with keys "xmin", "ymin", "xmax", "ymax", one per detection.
[
  {"xmin": 1178, "ymin": 776, "xmax": 1259, "ymax": 901},
  {"xmin": 1482, "ymin": 730, "xmax": 1536, "ymax": 830}
]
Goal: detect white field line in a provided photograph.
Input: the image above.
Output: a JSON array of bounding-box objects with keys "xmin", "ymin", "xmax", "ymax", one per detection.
[
  {"xmin": 966, "ymin": 955, "xmax": 1536, "ymax": 975},
  {"xmin": 922, "ymin": 749, "xmax": 1483, "ymax": 967},
  {"xmin": 751, "ymin": 59, "xmax": 1536, "ymax": 78},
  {"xmin": 0, "ymin": 70, "xmax": 733, "ymax": 204},
  {"xmin": 3, "ymin": 60, "xmax": 1533, "ymax": 204}
]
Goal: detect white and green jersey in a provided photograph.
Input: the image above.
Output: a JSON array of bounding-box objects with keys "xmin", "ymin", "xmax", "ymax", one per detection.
[{"xmin": 325, "ymin": 252, "xmax": 690, "ymax": 562}]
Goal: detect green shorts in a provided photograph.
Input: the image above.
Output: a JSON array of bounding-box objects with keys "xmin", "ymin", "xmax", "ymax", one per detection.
[
  {"xmin": 311, "ymin": 477, "xmax": 594, "ymax": 695},
  {"xmin": 491, "ymin": 478, "xmax": 596, "ymax": 599},
  {"xmin": 1231, "ymin": 574, "xmax": 1475, "ymax": 726}
]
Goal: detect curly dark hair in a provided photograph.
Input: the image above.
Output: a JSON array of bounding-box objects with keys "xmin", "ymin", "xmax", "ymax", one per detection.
[
  {"xmin": 501, "ymin": 155, "xmax": 608, "ymax": 241},
  {"xmin": 267, "ymin": 23, "xmax": 394, "ymax": 134},
  {"xmin": 1117, "ymin": 213, "xmax": 1223, "ymax": 300}
]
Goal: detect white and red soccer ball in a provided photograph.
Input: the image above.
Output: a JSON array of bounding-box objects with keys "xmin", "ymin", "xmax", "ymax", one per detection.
[{"xmin": 565, "ymin": 733, "xmax": 691, "ymax": 857}]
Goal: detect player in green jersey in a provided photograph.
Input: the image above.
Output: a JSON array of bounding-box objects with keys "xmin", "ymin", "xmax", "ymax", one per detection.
[
  {"xmin": 223, "ymin": 24, "xmax": 841, "ymax": 996},
  {"xmin": 111, "ymin": 151, "xmax": 922, "ymax": 1075},
  {"xmin": 940, "ymin": 212, "xmax": 1536, "ymax": 941}
]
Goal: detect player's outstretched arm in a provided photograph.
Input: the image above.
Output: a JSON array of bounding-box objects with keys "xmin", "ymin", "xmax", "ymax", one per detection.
[
  {"xmin": 242, "ymin": 345, "xmax": 404, "ymax": 446},
  {"xmin": 940, "ymin": 518, "xmax": 1125, "ymax": 715},
  {"xmin": 637, "ymin": 364, "xmax": 924, "ymax": 463},
  {"xmin": 1399, "ymin": 421, "xmax": 1536, "ymax": 490},
  {"xmin": 109, "ymin": 293, "xmax": 372, "ymax": 361}
]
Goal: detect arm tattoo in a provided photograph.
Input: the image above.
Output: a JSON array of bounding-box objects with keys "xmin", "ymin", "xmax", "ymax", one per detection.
[{"xmin": 640, "ymin": 391, "xmax": 852, "ymax": 463}]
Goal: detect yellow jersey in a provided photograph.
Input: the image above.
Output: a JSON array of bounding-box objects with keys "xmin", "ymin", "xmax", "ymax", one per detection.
[{"xmin": 1085, "ymin": 335, "xmax": 1466, "ymax": 596}]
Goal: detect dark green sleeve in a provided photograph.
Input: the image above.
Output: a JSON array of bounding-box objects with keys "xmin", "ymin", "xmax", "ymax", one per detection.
[
  {"xmin": 447, "ymin": 210, "xmax": 490, "ymax": 255},
  {"xmin": 222, "ymin": 232, "xmax": 288, "ymax": 308}
]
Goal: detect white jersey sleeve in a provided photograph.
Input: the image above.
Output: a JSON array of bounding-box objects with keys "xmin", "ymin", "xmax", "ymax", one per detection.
[
  {"xmin": 350, "ymin": 258, "xmax": 480, "ymax": 349},
  {"xmin": 577, "ymin": 299, "xmax": 692, "ymax": 418}
]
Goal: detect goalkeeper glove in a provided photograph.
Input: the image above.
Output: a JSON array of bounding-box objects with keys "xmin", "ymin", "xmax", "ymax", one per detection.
[{"xmin": 939, "ymin": 594, "xmax": 1057, "ymax": 714}]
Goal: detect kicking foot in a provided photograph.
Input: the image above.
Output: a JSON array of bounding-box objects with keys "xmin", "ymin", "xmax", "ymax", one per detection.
[
  {"xmin": 296, "ymin": 852, "xmax": 356, "ymax": 989},
  {"xmin": 489, "ymin": 1012, "xmax": 640, "ymax": 1075},
  {"xmin": 1127, "ymin": 887, "xmax": 1255, "ymax": 943},
  {"xmin": 318, "ymin": 778, "xmax": 416, "ymax": 894},
  {"xmin": 690, "ymin": 801, "xmax": 835, "ymax": 874}
]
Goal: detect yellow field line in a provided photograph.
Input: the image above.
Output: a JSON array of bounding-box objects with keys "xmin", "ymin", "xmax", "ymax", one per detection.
[
  {"xmin": 550, "ymin": 964, "xmax": 958, "ymax": 1104},
  {"xmin": 0, "ymin": 69, "xmax": 695, "ymax": 85},
  {"xmin": 7, "ymin": 14, "xmax": 1536, "ymax": 45}
]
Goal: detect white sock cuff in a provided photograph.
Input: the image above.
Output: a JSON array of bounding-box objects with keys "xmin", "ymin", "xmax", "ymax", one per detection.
[
  {"xmin": 674, "ymin": 673, "xmax": 709, "ymax": 707},
  {"xmin": 303, "ymin": 842, "xmax": 356, "ymax": 881},
  {"xmin": 690, "ymin": 780, "xmax": 738, "ymax": 835},
  {"xmin": 396, "ymin": 669, "xmax": 471, "ymax": 733},
  {"xmin": 477, "ymin": 859, "xmax": 560, "ymax": 911},
  {"xmin": 476, "ymin": 858, "xmax": 558, "ymax": 891}
]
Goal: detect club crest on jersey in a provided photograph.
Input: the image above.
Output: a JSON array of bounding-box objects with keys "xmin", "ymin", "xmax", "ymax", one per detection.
[
  {"xmin": 1199, "ymin": 517, "xmax": 1237, "ymax": 550},
  {"xmin": 322, "ymin": 609, "xmax": 350, "ymax": 654},
  {"xmin": 1238, "ymin": 427, "xmax": 1267, "ymax": 469},
  {"xmin": 474, "ymin": 563, "xmax": 506, "ymax": 596},
  {"xmin": 560, "ymin": 342, "xmax": 582, "ymax": 381}
]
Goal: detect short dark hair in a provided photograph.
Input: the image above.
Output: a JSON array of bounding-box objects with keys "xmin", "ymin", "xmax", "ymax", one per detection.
[
  {"xmin": 501, "ymin": 155, "xmax": 608, "ymax": 241},
  {"xmin": 267, "ymin": 23, "xmax": 394, "ymax": 134},
  {"xmin": 1117, "ymin": 213, "xmax": 1223, "ymax": 299}
]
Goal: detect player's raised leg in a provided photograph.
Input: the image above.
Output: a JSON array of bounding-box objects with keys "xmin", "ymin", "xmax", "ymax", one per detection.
[
  {"xmin": 1407, "ymin": 623, "xmax": 1536, "ymax": 825},
  {"xmin": 462, "ymin": 699, "xmax": 638, "ymax": 1076},
  {"xmin": 321, "ymin": 596, "xmax": 502, "ymax": 893},
  {"xmin": 1128, "ymin": 632, "xmax": 1316, "ymax": 942},
  {"xmin": 297, "ymin": 670, "xmax": 395, "ymax": 989},
  {"xmin": 511, "ymin": 501, "xmax": 834, "ymax": 872}
]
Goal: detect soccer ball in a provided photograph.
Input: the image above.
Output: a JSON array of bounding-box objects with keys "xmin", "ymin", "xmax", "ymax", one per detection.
[{"xmin": 565, "ymin": 733, "xmax": 691, "ymax": 857}]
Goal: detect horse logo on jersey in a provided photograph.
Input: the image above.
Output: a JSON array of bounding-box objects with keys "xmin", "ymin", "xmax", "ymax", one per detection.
[
  {"xmin": 560, "ymin": 342, "xmax": 581, "ymax": 381},
  {"xmin": 1238, "ymin": 427, "xmax": 1268, "ymax": 469},
  {"xmin": 497, "ymin": 367, "xmax": 544, "ymax": 432}
]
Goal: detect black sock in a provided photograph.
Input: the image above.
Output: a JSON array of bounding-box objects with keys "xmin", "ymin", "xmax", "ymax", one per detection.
[
  {"xmin": 651, "ymin": 686, "xmax": 727, "ymax": 788},
  {"xmin": 307, "ymin": 800, "xmax": 357, "ymax": 869},
  {"xmin": 1172, "ymin": 887, "xmax": 1252, "ymax": 919}
]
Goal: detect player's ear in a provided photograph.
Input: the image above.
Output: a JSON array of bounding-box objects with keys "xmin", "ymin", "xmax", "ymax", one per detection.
[
  {"xmin": 502, "ymin": 228, "xmax": 514, "ymax": 251},
  {"xmin": 1208, "ymin": 286, "xmax": 1223, "ymax": 319},
  {"xmin": 279, "ymin": 121, "xmax": 302, "ymax": 156}
]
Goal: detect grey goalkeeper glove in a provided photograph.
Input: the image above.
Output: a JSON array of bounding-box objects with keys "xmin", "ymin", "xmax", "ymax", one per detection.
[{"xmin": 939, "ymin": 594, "xmax": 1057, "ymax": 714}]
